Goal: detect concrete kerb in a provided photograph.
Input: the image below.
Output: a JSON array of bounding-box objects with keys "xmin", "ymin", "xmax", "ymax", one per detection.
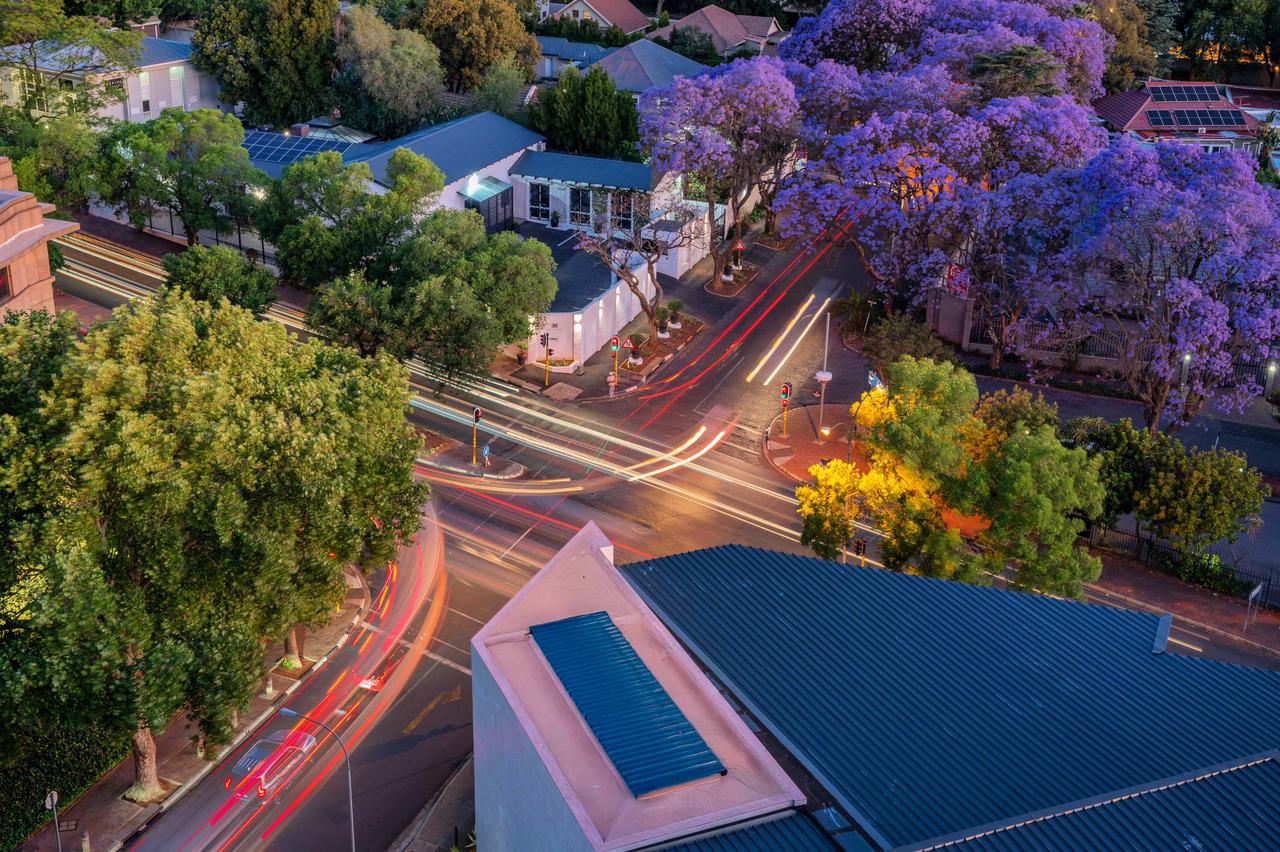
[
  {"xmin": 568, "ymin": 335, "xmax": 698, "ymax": 404},
  {"xmin": 111, "ymin": 566, "xmax": 372, "ymax": 851},
  {"xmin": 388, "ymin": 755, "xmax": 474, "ymax": 852},
  {"xmin": 417, "ymin": 455, "xmax": 526, "ymax": 480}
]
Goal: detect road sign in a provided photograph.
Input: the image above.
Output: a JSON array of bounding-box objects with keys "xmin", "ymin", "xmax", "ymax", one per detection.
[
  {"xmin": 868, "ymin": 371, "xmax": 883, "ymax": 390},
  {"xmin": 472, "ymin": 407, "xmax": 482, "ymax": 424},
  {"xmin": 610, "ymin": 336, "xmax": 620, "ymax": 353},
  {"xmin": 481, "ymin": 444, "xmax": 490, "ymax": 457},
  {"xmin": 45, "ymin": 791, "xmax": 57, "ymax": 811},
  {"xmin": 621, "ymin": 336, "xmax": 635, "ymax": 349},
  {"xmin": 733, "ymin": 238, "xmax": 745, "ymax": 251}
]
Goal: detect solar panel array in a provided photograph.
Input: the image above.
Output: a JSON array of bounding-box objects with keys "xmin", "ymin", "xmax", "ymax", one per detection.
[
  {"xmin": 1149, "ymin": 84, "xmax": 1220, "ymax": 102},
  {"xmin": 242, "ymin": 130, "xmax": 353, "ymax": 165},
  {"xmin": 1147, "ymin": 109, "xmax": 1247, "ymax": 128}
]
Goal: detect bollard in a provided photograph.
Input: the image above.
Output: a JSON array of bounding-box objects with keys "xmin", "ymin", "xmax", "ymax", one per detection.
[{"xmin": 80, "ymin": 831, "xmax": 90, "ymax": 852}]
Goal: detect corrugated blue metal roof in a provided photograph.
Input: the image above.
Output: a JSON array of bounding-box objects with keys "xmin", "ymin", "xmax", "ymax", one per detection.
[
  {"xmin": 1, "ymin": 36, "xmax": 190, "ymax": 73},
  {"xmin": 348, "ymin": 112, "xmax": 544, "ymax": 186},
  {"xmin": 914, "ymin": 752, "xmax": 1280, "ymax": 850},
  {"xmin": 622, "ymin": 546, "xmax": 1280, "ymax": 848},
  {"xmin": 663, "ymin": 813, "xmax": 835, "ymax": 851},
  {"xmin": 530, "ymin": 610, "xmax": 725, "ymax": 798},
  {"xmin": 138, "ymin": 37, "xmax": 192, "ymax": 67},
  {"xmin": 511, "ymin": 150, "xmax": 652, "ymax": 191}
]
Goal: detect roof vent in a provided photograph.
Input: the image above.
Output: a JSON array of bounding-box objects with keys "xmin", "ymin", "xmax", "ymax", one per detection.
[{"xmin": 288, "ymin": 123, "xmax": 311, "ymax": 137}]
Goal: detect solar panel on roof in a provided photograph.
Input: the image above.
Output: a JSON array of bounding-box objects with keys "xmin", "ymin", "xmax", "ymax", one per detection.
[
  {"xmin": 530, "ymin": 611, "xmax": 725, "ymax": 798},
  {"xmin": 1149, "ymin": 84, "xmax": 1219, "ymax": 102},
  {"xmin": 241, "ymin": 130, "xmax": 352, "ymax": 165}
]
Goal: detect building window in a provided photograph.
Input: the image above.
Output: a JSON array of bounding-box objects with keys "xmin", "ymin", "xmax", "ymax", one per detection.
[
  {"xmin": 17, "ymin": 68, "xmax": 50, "ymax": 114},
  {"xmin": 582, "ymin": 8, "xmax": 591, "ymax": 18},
  {"xmin": 529, "ymin": 182, "xmax": 550, "ymax": 220},
  {"xmin": 0, "ymin": 266, "xmax": 10, "ymax": 303},
  {"xmin": 569, "ymin": 187, "xmax": 591, "ymax": 226},
  {"xmin": 572, "ymin": 8, "xmax": 579, "ymax": 18},
  {"xmin": 170, "ymin": 65, "xmax": 186, "ymax": 109},
  {"xmin": 611, "ymin": 192, "xmax": 633, "ymax": 231},
  {"xmin": 139, "ymin": 71, "xmax": 151, "ymax": 115}
]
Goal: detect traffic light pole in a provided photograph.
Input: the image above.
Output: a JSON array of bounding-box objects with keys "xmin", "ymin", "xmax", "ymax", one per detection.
[
  {"xmin": 472, "ymin": 422, "xmax": 477, "ymax": 466},
  {"xmin": 545, "ymin": 351, "xmax": 552, "ymax": 387}
]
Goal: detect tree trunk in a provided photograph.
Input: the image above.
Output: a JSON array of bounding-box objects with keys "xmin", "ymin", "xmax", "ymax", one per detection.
[
  {"xmin": 126, "ymin": 725, "xmax": 164, "ymax": 802},
  {"xmin": 654, "ymin": 0, "xmax": 665, "ymax": 20},
  {"xmin": 284, "ymin": 626, "xmax": 302, "ymax": 668}
]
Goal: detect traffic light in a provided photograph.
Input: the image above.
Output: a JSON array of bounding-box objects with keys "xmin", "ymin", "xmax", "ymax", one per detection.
[
  {"xmin": 610, "ymin": 336, "xmax": 620, "ymax": 353},
  {"xmin": 853, "ymin": 538, "xmax": 867, "ymax": 556},
  {"xmin": 539, "ymin": 333, "xmax": 549, "ymax": 347},
  {"xmin": 780, "ymin": 382, "xmax": 792, "ymax": 402},
  {"xmin": 473, "ymin": 407, "xmax": 482, "ymax": 424}
]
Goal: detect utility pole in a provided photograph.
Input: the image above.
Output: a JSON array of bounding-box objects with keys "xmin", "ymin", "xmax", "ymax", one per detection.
[{"xmin": 280, "ymin": 709, "xmax": 355, "ymax": 852}]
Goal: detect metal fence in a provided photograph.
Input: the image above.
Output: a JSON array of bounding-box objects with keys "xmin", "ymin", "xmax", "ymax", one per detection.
[{"xmin": 1080, "ymin": 523, "xmax": 1280, "ymax": 610}]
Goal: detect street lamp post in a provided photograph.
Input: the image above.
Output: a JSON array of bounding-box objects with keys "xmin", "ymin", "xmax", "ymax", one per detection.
[
  {"xmin": 279, "ymin": 708, "xmax": 356, "ymax": 852},
  {"xmin": 815, "ymin": 312, "xmax": 832, "ymax": 440}
]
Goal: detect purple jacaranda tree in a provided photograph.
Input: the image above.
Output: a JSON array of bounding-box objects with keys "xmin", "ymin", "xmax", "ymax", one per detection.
[
  {"xmin": 640, "ymin": 56, "xmax": 799, "ymax": 281},
  {"xmin": 781, "ymin": 0, "xmax": 930, "ymax": 69},
  {"xmin": 1045, "ymin": 140, "xmax": 1280, "ymax": 433}
]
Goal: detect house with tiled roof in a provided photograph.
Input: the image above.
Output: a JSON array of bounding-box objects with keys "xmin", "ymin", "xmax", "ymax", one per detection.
[
  {"xmin": 548, "ymin": 0, "xmax": 650, "ymax": 35},
  {"xmin": 590, "ymin": 39, "xmax": 708, "ymax": 95},
  {"xmin": 0, "ymin": 36, "xmax": 222, "ymax": 124},
  {"xmin": 1092, "ymin": 79, "xmax": 1261, "ymax": 155},
  {"xmin": 648, "ymin": 5, "xmax": 784, "ymax": 58}
]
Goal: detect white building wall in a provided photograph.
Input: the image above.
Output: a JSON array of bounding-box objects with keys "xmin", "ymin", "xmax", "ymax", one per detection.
[
  {"xmin": 473, "ymin": 651, "xmax": 595, "ymax": 852},
  {"xmin": 110, "ymin": 61, "xmax": 219, "ymax": 123},
  {"xmin": 531, "ymin": 258, "xmax": 653, "ymax": 367}
]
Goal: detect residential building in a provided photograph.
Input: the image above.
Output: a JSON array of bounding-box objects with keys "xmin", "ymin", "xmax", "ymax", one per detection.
[
  {"xmin": 0, "ymin": 36, "xmax": 222, "ymax": 124},
  {"xmin": 1092, "ymin": 79, "xmax": 1261, "ymax": 154},
  {"xmin": 508, "ymin": 150, "xmax": 711, "ymax": 366},
  {"xmin": 590, "ymin": 39, "xmax": 708, "ymax": 95},
  {"xmin": 0, "ymin": 156, "xmax": 79, "ymax": 314},
  {"xmin": 536, "ymin": 36, "xmax": 616, "ymax": 80},
  {"xmin": 237, "ymin": 113, "xmax": 711, "ymax": 366},
  {"xmin": 475, "ymin": 528, "xmax": 1280, "ymax": 850},
  {"xmin": 549, "ymin": 0, "xmax": 651, "ymax": 34},
  {"xmin": 1226, "ymin": 84, "xmax": 1280, "ymax": 171},
  {"xmin": 648, "ymin": 5, "xmax": 785, "ymax": 58}
]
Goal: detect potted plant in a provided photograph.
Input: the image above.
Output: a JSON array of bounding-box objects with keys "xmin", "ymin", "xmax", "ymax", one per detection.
[
  {"xmin": 655, "ymin": 305, "xmax": 671, "ymax": 339},
  {"xmin": 666, "ymin": 299, "xmax": 684, "ymax": 330},
  {"xmin": 550, "ymin": 209, "xmax": 560, "ymax": 228},
  {"xmin": 628, "ymin": 333, "xmax": 646, "ymax": 366},
  {"xmin": 516, "ymin": 344, "xmax": 528, "ymax": 366}
]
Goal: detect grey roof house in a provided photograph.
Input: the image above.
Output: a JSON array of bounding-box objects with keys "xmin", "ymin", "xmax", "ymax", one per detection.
[
  {"xmin": 590, "ymin": 39, "xmax": 708, "ymax": 94},
  {"xmin": 0, "ymin": 36, "xmax": 223, "ymax": 123},
  {"xmin": 536, "ymin": 36, "xmax": 616, "ymax": 80}
]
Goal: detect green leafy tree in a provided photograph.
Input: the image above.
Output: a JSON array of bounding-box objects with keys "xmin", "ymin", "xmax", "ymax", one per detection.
[
  {"xmin": 193, "ymin": 0, "xmax": 338, "ymax": 126},
  {"xmin": 861, "ymin": 313, "xmax": 954, "ymax": 382},
  {"xmin": 527, "ymin": 65, "xmax": 639, "ymax": 159},
  {"xmin": 99, "ymin": 108, "xmax": 266, "ymax": 245},
  {"xmin": 0, "ymin": 292, "xmax": 425, "ymax": 799},
  {"xmin": 9, "ymin": 114, "xmax": 102, "ymax": 213},
  {"xmin": 968, "ymin": 44, "xmax": 1062, "ymax": 98},
  {"xmin": 661, "ymin": 27, "xmax": 719, "ymax": 65},
  {"xmin": 970, "ymin": 387, "xmax": 1058, "ymax": 459},
  {"xmin": 796, "ymin": 459, "xmax": 861, "ymax": 560},
  {"xmin": 162, "ymin": 244, "xmax": 277, "ymax": 313},
  {"xmin": 472, "ymin": 55, "xmax": 526, "ymax": 119},
  {"xmin": 63, "ymin": 0, "xmax": 161, "ymax": 24},
  {"xmin": 1062, "ymin": 417, "xmax": 1266, "ymax": 553},
  {"xmin": 308, "ymin": 209, "xmax": 557, "ymax": 378},
  {"xmin": 413, "ymin": 0, "xmax": 537, "ymax": 92},
  {"xmin": 0, "ymin": 0, "xmax": 142, "ymax": 121},
  {"xmin": 1089, "ymin": 0, "xmax": 1157, "ymax": 93},
  {"xmin": 262, "ymin": 148, "xmax": 444, "ymax": 289},
  {"xmin": 535, "ymin": 16, "xmax": 640, "ymax": 48},
  {"xmin": 335, "ymin": 5, "xmax": 444, "ymax": 137}
]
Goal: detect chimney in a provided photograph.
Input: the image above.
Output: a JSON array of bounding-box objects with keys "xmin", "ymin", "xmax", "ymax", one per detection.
[{"xmin": 288, "ymin": 123, "xmax": 311, "ymax": 137}]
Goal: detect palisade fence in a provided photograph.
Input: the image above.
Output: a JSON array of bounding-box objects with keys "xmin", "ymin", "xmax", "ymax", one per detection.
[
  {"xmin": 1079, "ymin": 523, "xmax": 1280, "ymax": 610},
  {"xmin": 143, "ymin": 210, "xmax": 278, "ymax": 267},
  {"xmin": 967, "ymin": 315, "xmax": 1275, "ymax": 389}
]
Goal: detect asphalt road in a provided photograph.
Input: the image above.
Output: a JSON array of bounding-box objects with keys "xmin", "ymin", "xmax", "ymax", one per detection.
[{"xmin": 58, "ymin": 229, "xmax": 1280, "ymax": 852}]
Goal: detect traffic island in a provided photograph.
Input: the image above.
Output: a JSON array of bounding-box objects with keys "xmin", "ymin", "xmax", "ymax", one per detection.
[
  {"xmin": 419, "ymin": 446, "xmax": 527, "ymax": 480},
  {"xmin": 704, "ymin": 262, "xmax": 761, "ymax": 297},
  {"xmin": 761, "ymin": 403, "xmax": 864, "ymax": 483}
]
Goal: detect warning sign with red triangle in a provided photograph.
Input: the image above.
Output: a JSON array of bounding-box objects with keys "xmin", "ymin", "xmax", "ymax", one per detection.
[
  {"xmin": 621, "ymin": 336, "xmax": 635, "ymax": 349},
  {"xmin": 733, "ymin": 238, "xmax": 746, "ymax": 251}
]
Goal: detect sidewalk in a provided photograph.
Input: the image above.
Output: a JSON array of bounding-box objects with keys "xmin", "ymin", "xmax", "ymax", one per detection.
[
  {"xmin": 760, "ymin": 403, "xmax": 1280, "ymax": 664},
  {"xmin": 390, "ymin": 756, "xmax": 474, "ymax": 852},
  {"xmin": 21, "ymin": 568, "xmax": 370, "ymax": 852}
]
